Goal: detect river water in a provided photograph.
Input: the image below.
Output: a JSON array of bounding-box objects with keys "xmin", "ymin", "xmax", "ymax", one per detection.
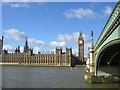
[{"xmin": 2, "ymin": 66, "xmax": 120, "ymax": 88}]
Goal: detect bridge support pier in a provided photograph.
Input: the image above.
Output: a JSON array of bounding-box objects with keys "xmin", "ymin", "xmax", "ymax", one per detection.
[
  {"xmin": 84, "ymin": 46, "xmax": 95, "ymax": 83},
  {"xmin": 85, "ymin": 45, "xmax": 120, "ymax": 83}
]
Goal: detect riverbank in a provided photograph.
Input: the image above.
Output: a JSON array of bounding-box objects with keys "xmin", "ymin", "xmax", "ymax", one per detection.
[{"xmin": 85, "ymin": 74, "xmax": 120, "ymax": 83}]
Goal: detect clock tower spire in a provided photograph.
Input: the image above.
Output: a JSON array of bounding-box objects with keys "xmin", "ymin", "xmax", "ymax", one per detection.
[{"xmin": 78, "ymin": 31, "xmax": 84, "ymax": 62}]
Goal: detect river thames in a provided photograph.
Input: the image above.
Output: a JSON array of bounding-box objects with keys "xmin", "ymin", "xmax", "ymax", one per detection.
[{"xmin": 2, "ymin": 66, "xmax": 120, "ymax": 88}]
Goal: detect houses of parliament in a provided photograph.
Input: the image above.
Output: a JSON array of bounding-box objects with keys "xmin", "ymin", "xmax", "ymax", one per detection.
[{"xmin": 0, "ymin": 32, "xmax": 84, "ymax": 66}]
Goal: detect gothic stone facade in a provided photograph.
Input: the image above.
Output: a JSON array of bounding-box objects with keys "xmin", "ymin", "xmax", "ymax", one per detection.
[
  {"xmin": 2, "ymin": 48, "xmax": 72, "ymax": 66},
  {"xmin": 1, "ymin": 38, "xmax": 72, "ymax": 66},
  {"xmin": 1, "ymin": 32, "xmax": 84, "ymax": 66}
]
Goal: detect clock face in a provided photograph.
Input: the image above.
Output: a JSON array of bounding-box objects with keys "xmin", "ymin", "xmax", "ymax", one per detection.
[{"xmin": 79, "ymin": 41, "xmax": 82, "ymax": 44}]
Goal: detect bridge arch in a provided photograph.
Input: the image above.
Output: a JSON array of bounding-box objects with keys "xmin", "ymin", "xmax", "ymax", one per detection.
[{"xmin": 96, "ymin": 38, "xmax": 120, "ymax": 77}]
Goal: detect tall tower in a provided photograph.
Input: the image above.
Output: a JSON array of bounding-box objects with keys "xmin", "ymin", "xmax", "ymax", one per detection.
[
  {"xmin": 0, "ymin": 36, "xmax": 3, "ymax": 55},
  {"xmin": 24, "ymin": 37, "xmax": 28, "ymax": 53},
  {"xmin": 78, "ymin": 31, "xmax": 84, "ymax": 62}
]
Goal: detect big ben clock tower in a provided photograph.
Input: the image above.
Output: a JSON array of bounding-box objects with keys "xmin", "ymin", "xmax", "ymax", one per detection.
[{"xmin": 78, "ymin": 31, "xmax": 84, "ymax": 62}]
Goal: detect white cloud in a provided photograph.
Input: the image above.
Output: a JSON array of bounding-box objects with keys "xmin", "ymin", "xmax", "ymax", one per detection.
[
  {"xmin": 57, "ymin": 32, "xmax": 79, "ymax": 44},
  {"xmin": 28, "ymin": 38, "xmax": 47, "ymax": 46},
  {"xmin": 50, "ymin": 41, "xmax": 66, "ymax": 47},
  {"xmin": 20, "ymin": 47, "xmax": 24, "ymax": 53},
  {"xmin": 33, "ymin": 46, "xmax": 40, "ymax": 54},
  {"xmin": 43, "ymin": 49, "xmax": 55, "ymax": 54},
  {"xmin": 3, "ymin": 45, "xmax": 15, "ymax": 53},
  {"xmin": 3, "ymin": 29, "xmax": 47, "ymax": 46},
  {"xmin": 48, "ymin": 49, "xmax": 55, "ymax": 53},
  {"xmin": 4, "ymin": 29, "xmax": 26, "ymax": 41},
  {"xmin": 10, "ymin": 3, "xmax": 30, "ymax": 8},
  {"xmin": 3, "ymin": 2, "xmax": 30, "ymax": 8},
  {"xmin": 3, "ymin": 0, "xmax": 47, "ymax": 2},
  {"xmin": 3, "ymin": 45, "xmax": 24, "ymax": 53},
  {"xmin": 57, "ymin": 32, "xmax": 91, "ymax": 51},
  {"xmin": 3, "ymin": 45, "xmax": 41, "ymax": 54},
  {"xmin": 103, "ymin": 6, "xmax": 112, "ymax": 15},
  {"xmin": 57, "ymin": 33, "xmax": 74, "ymax": 43},
  {"xmin": 72, "ymin": 49, "xmax": 78, "ymax": 55},
  {"xmin": 57, "ymin": 32, "xmax": 91, "ymax": 44},
  {"xmin": 64, "ymin": 8, "xmax": 101, "ymax": 19}
]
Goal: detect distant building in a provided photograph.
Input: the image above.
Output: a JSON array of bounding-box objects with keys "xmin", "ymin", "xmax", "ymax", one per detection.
[{"xmin": 1, "ymin": 31, "xmax": 85, "ymax": 66}]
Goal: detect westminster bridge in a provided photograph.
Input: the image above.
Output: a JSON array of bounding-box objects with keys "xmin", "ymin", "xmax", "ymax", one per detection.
[{"xmin": 94, "ymin": 1, "xmax": 120, "ymax": 78}]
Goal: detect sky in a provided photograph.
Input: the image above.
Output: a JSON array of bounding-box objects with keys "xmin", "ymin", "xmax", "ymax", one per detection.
[{"xmin": 1, "ymin": 2, "xmax": 116, "ymax": 56}]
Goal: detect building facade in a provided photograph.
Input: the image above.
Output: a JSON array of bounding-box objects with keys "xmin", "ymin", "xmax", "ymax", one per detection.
[
  {"xmin": 1, "ymin": 31, "xmax": 85, "ymax": 66},
  {"xmin": 1, "ymin": 37, "xmax": 72, "ymax": 66}
]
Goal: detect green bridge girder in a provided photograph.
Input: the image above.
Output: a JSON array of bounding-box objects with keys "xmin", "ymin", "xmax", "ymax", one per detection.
[{"xmin": 94, "ymin": 1, "xmax": 120, "ymax": 76}]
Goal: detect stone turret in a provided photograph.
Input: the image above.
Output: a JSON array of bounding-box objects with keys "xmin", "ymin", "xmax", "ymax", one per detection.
[
  {"xmin": 27, "ymin": 49, "xmax": 33, "ymax": 56},
  {"xmin": 56, "ymin": 47, "xmax": 62, "ymax": 55},
  {"xmin": 24, "ymin": 37, "xmax": 29, "ymax": 53},
  {"xmin": 2, "ymin": 49, "xmax": 8, "ymax": 55},
  {"xmin": 15, "ymin": 46, "xmax": 20, "ymax": 53},
  {"xmin": 66, "ymin": 47, "xmax": 72, "ymax": 66},
  {"xmin": 66, "ymin": 47, "xmax": 72, "ymax": 55}
]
